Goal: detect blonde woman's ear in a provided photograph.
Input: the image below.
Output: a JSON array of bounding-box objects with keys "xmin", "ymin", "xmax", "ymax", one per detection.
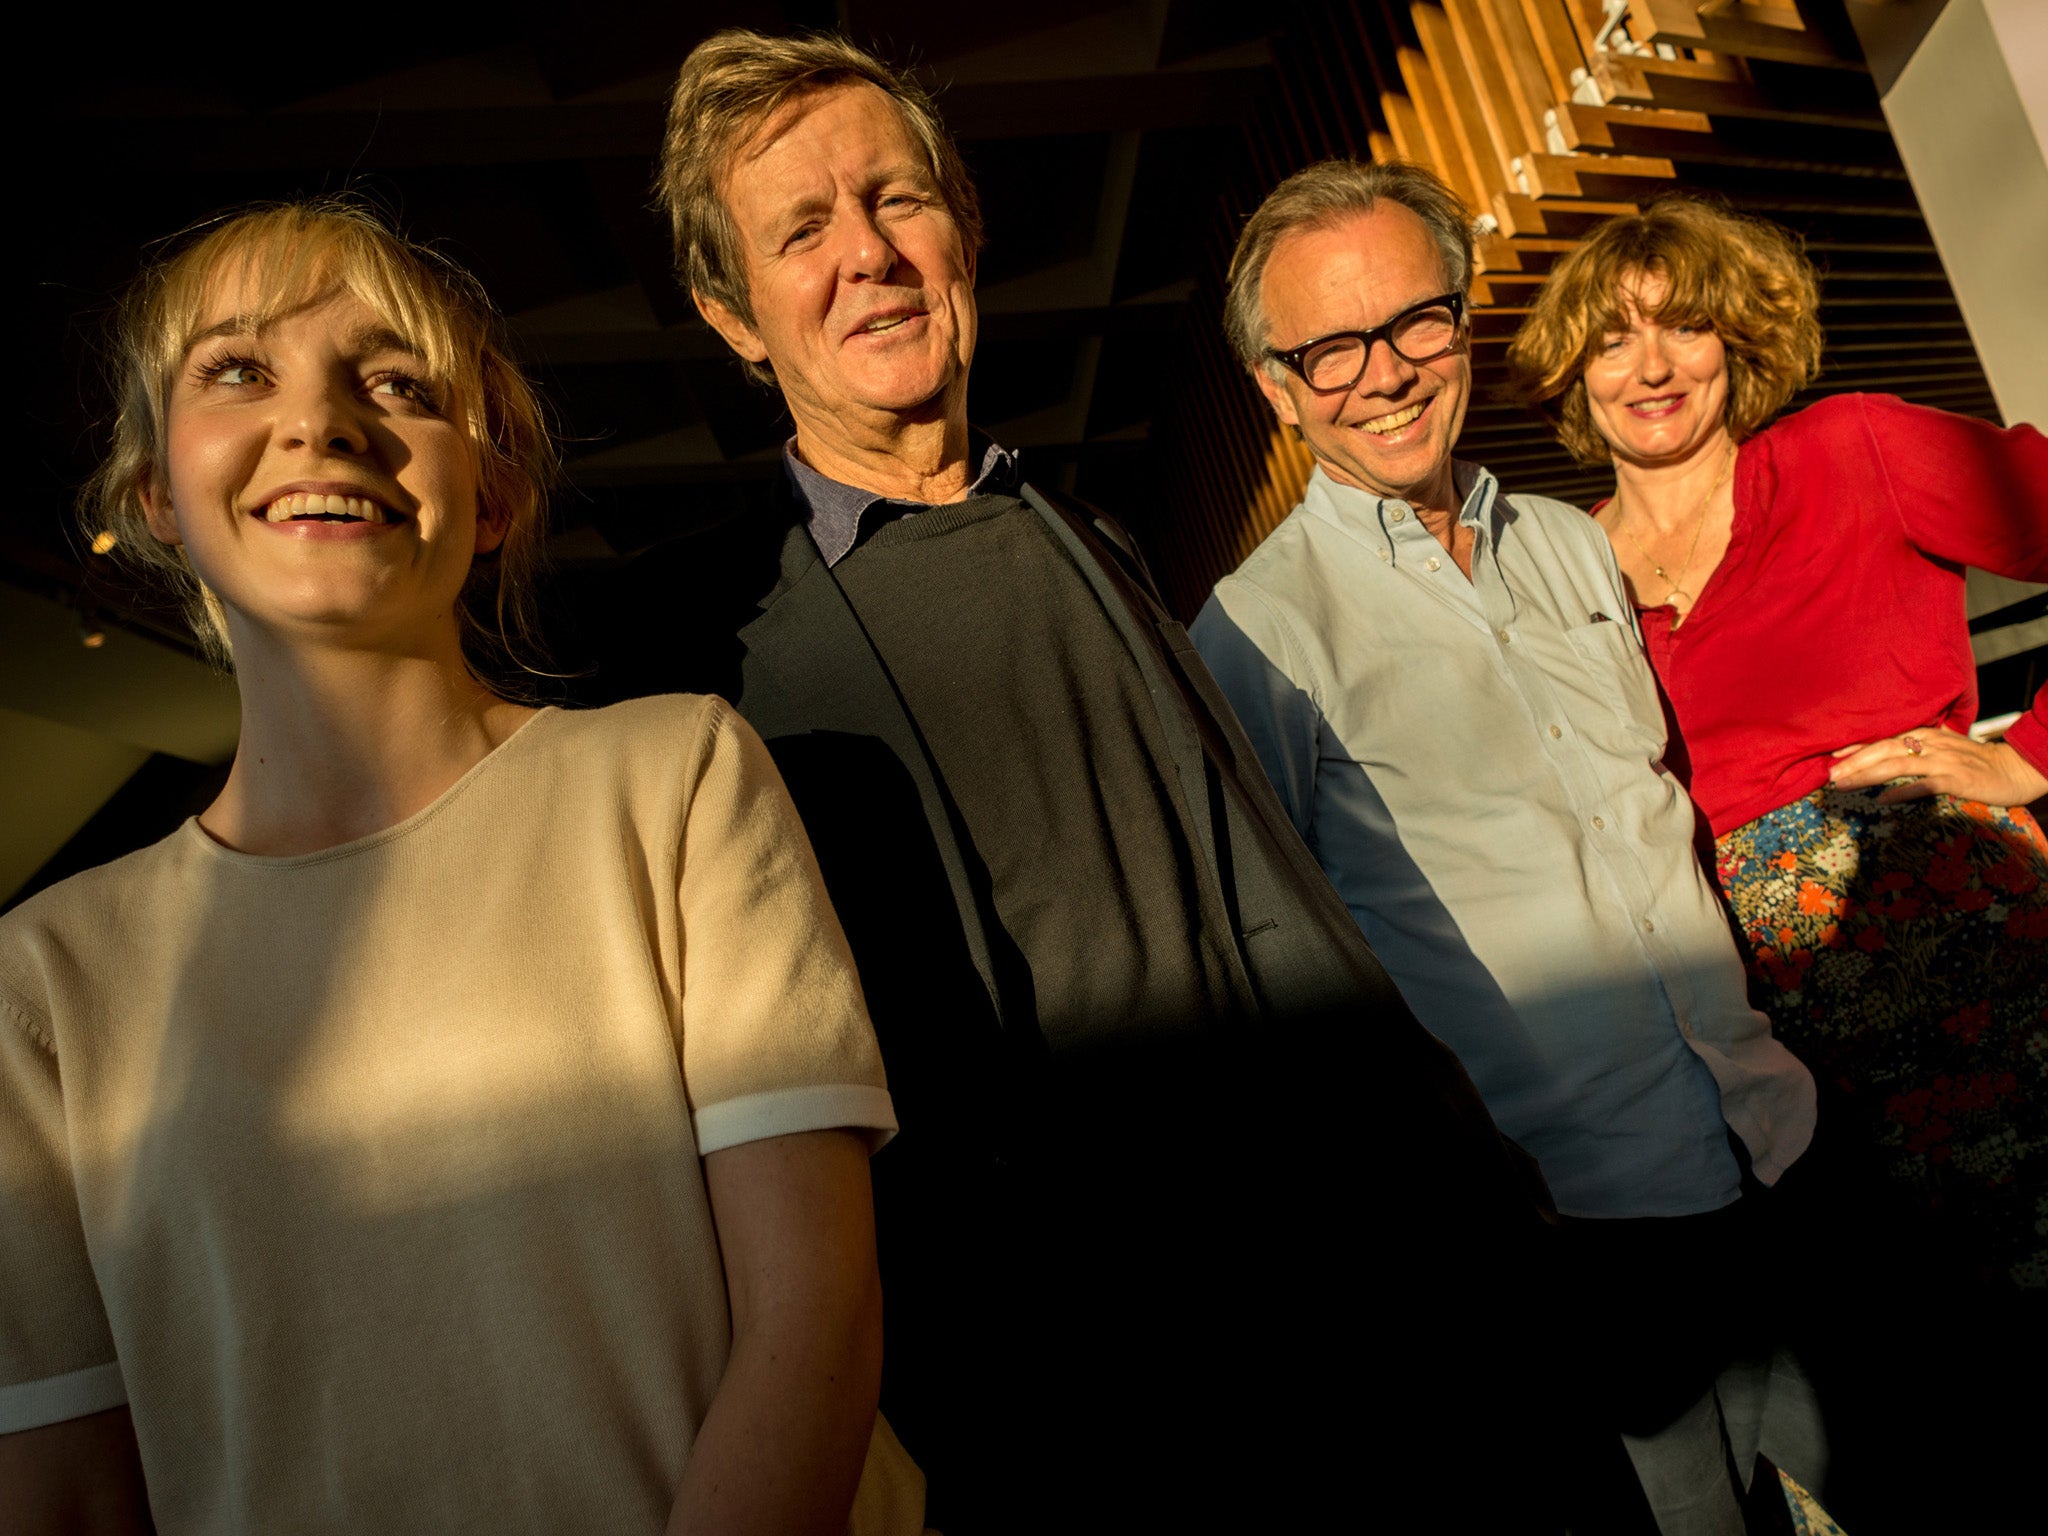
[
  {"xmin": 473, "ymin": 495, "xmax": 513, "ymax": 556},
  {"xmin": 138, "ymin": 474, "xmax": 183, "ymax": 546}
]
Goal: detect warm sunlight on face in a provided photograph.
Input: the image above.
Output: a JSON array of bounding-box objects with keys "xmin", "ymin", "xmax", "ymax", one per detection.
[
  {"xmin": 1582, "ymin": 271, "xmax": 1731, "ymax": 470},
  {"xmin": 145, "ymin": 282, "xmax": 493, "ymax": 656},
  {"xmin": 702, "ymin": 82, "xmax": 978, "ymax": 431},
  {"xmin": 1253, "ymin": 202, "xmax": 1470, "ymax": 509}
]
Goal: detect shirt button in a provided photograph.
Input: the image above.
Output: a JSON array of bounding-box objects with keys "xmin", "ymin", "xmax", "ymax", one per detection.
[
  {"xmin": 1426, "ymin": 556, "xmax": 1441, "ymax": 572},
  {"xmin": 1591, "ymin": 816, "xmax": 1606, "ymax": 831},
  {"xmin": 1679, "ymin": 1018, "xmax": 1695, "ymax": 1039},
  {"xmin": 1390, "ymin": 508, "xmax": 1407, "ymax": 522},
  {"xmin": 1496, "ymin": 629, "xmax": 1511, "ymax": 645},
  {"xmin": 1377, "ymin": 547, "xmax": 1389, "ymax": 562},
  {"xmin": 1642, "ymin": 918, "xmax": 1656, "ymax": 933},
  {"xmin": 1548, "ymin": 725, "xmax": 1562, "ymax": 739}
]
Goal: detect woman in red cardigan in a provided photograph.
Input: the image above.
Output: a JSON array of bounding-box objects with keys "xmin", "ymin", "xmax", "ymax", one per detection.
[{"xmin": 1507, "ymin": 196, "xmax": 2048, "ymax": 1291}]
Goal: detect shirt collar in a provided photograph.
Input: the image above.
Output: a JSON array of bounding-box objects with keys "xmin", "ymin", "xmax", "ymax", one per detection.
[
  {"xmin": 783, "ymin": 433, "xmax": 1019, "ymax": 566},
  {"xmin": 1303, "ymin": 459, "xmax": 1503, "ymax": 554}
]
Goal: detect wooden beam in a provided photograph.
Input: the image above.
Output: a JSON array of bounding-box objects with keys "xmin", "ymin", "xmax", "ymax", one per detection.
[
  {"xmin": 1504, "ymin": 235, "xmax": 1584, "ymax": 272},
  {"xmin": 1478, "ymin": 229, "xmax": 1526, "ymax": 272},
  {"xmin": 1410, "ymin": 11, "xmax": 1507, "ymax": 200},
  {"xmin": 1605, "ymin": 68, "xmax": 1883, "ymax": 129},
  {"xmin": 1466, "ymin": 0, "xmax": 1558, "ymax": 160},
  {"xmin": 1553, "ymin": 103, "xmax": 1713, "ymax": 150},
  {"xmin": 1514, "ymin": 0, "xmax": 1588, "ymax": 106},
  {"xmin": 1381, "ymin": 91, "xmax": 1428, "ymax": 165},
  {"xmin": 1560, "ymin": 0, "xmax": 1615, "ymax": 62},
  {"xmin": 1518, "ymin": 151, "xmax": 1677, "ymax": 198},
  {"xmin": 1442, "ymin": 0, "xmax": 1541, "ymax": 173},
  {"xmin": 1491, "ymin": 193, "xmax": 1639, "ymax": 237},
  {"xmin": 1583, "ymin": 127, "xmax": 1909, "ymax": 177},
  {"xmin": 1397, "ymin": 48, "xmax": 1487, "ymax": 206},
  {"xmin": 1474, "ymin": 271, "xmax": 1553, "ymax": 301},
  {"xmin": 1638, "ymin": 0, "xmax": 1866, "ymax": 71},
  {"xmin": 1589, "ymin": 50, "xmax": 1750, "ymax": 106}
]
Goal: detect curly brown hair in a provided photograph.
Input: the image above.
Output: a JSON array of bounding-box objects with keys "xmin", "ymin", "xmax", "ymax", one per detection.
[
  {"xmin": 78, "ymin": 198, "xmax": 557, "ymax": 678},
  {"xmin": 1505, "ymin": 195, "xmax": 1823, "ymax": 464}
]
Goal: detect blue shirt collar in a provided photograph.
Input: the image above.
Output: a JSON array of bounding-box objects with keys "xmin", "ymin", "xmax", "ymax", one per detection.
[{"xmin": 1305, "ymin": 459, "xmax": 1503, "ymax": 550}]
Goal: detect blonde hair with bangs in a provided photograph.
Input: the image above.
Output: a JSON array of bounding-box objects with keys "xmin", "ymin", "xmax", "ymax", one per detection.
[
  {"xmin": 80, "ymin": 198, "xmax": 558, "ymax": 678},
  {"xmin": 658, "ymin": 29, "xmax": 985, "ymax": 387},
  {"xmin": 1506, "ymin": 196, "xmax": 1823, "ymax": 464}
]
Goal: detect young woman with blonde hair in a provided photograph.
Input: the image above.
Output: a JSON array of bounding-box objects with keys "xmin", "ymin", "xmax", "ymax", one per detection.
[{"xmin": 0, "ymin": 199, "xmax": 920, "ymax": 1535}]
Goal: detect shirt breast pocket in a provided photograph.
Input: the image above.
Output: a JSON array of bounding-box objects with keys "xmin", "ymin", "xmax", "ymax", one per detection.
[{"xmin": 1562, "ymin": 619, "xmax": 1668, "ymax": 762}]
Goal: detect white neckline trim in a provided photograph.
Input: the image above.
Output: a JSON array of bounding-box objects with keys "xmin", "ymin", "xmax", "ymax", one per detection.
[{"xmin": 180, "ymin": 706, "xmax": 559, "ymax": 870}]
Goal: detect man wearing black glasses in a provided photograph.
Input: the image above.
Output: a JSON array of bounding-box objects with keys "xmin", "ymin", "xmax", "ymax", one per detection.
[{"xmin": 1191, "ymin": 160, "xmax": 1823, "ymax": 1535}]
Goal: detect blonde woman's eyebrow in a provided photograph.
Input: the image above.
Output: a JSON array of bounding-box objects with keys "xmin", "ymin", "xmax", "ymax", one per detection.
[
  {"xmin": 179, "ymin": 316, "xmax": 425, "ymax": 363},
  {"xmin": 181, "ymin": 314, "xmax": 264, "ymax": 355},
  {"xmin": 348, "ymin": 323, "xmax": 425, "ymax": 359}
]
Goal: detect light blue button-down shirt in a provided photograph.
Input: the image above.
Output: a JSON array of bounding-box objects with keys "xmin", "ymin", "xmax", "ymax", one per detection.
[{"xmin": 1192, "ymin": 463, "xmax": 1814, "ymax": 1218}]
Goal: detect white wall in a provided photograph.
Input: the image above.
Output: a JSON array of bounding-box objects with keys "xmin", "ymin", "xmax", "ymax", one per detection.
[{"xmin": 1881, "ymin": 0, "xmax": 2047, "ymax": 639}]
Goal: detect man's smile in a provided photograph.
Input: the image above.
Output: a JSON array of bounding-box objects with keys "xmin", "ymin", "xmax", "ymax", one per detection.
[
  {"xmin": 1357, "ymin": 398, "xmax": 1430, "ymax": 436},
  {"xmin": 845, "ymin": 305, "xmax": 928, "ymax": 341}
]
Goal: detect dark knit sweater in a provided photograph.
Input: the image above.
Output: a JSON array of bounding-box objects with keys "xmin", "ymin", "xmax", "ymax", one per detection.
[{"xmin": 834, "ymin": 491, "xmax": 1249, "ymax": 1052}]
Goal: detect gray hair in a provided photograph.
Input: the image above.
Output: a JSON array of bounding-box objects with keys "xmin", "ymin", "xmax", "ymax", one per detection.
[{"xmin": 1224, "ymin": 160, "xmax": 1476, "ymax": 375}]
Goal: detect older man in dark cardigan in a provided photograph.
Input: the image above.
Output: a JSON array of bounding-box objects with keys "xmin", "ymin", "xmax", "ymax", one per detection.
[{"xmin": 582, "ymin": 28, "xmax": 1578, "ymax": 1535}]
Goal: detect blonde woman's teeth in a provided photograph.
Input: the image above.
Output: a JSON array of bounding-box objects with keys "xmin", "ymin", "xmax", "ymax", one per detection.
[
  {"xmin": 264, "ymin": 494, "xmax": 388, "ymax": 523},
  {"xmin": 1361, "ymin": 402, "xmax": 1426, "ymax": 434}
]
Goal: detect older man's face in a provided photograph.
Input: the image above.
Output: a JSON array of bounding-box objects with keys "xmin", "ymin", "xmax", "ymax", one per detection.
[
  {"xmin": 703, "ymin": 82, "xmax": 977, "ymax": 432},
  {"xmin": 1253, "ymin": 202, "xmax": 1469, "ymax": 509}
]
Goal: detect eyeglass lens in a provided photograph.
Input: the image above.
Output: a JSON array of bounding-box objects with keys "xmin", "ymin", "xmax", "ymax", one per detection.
[{"xmin": 1302, "ymin": 304, "xmax": 1459, "ymax": 390}]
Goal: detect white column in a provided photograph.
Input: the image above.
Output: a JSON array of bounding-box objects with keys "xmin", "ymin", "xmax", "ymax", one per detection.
[{"xmin": 1863, "ymin": 0, "xmax": 2046, "ymax": 643}]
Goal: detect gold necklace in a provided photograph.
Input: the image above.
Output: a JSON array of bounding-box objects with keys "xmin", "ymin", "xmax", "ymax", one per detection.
[{"xmin": 1616, "ymin": 443, "xmax": 1735, "ymax": 623}]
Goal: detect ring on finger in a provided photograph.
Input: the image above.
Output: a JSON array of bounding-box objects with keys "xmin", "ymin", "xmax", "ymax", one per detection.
[{"xmin": 1903, "ymin": 735, "xmax": 1926, "ymax": 757}]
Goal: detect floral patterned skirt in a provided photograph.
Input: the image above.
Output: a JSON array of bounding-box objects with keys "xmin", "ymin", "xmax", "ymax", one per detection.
[{"xmin": 1715, "ymin": 786, "xmax": 2048, "ymax": 1289}]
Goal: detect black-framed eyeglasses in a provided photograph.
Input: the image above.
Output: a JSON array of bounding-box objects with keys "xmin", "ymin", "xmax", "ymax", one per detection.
[{"xmin": 1266, "ymin": 292, "xmax": 1466, "ymax": 393}]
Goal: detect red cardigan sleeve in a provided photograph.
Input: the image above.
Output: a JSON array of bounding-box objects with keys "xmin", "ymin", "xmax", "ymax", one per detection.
[{"xmin": 1851, "ymin": 394, "xmax": 2048, "ymax": 774}]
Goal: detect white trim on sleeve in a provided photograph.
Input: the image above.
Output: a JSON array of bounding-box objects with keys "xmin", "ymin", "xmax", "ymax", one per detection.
[
  {"xmin": 0, "ymin": 1359, "xmax": 127, "ymax": 1433},
  {"xmin": 694, "ymin": 1084, "xmax": 898, "ymax": 1156}
]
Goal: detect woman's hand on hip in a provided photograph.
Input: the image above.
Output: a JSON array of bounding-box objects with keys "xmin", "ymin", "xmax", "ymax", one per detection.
[{"xmin": 1829, "ymin": 724, "xmax": 2048, "ymax": 807}]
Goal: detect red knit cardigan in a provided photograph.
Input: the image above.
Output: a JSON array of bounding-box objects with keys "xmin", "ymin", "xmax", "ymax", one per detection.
[{"xmin": 1618, "ymin": 393, "xmax": 2048, "ymax": 839}]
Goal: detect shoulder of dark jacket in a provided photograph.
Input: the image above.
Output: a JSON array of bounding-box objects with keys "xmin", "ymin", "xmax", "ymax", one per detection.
[{"xmin": 1021, "ymin": 482, "xmax": 1164, "ymax": 601}]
